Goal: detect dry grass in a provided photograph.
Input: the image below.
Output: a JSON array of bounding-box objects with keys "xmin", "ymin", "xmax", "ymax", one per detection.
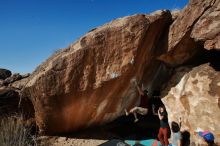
[{"xmin": 0, "ymin": 115, "xmax": 37, "ymax": 146}]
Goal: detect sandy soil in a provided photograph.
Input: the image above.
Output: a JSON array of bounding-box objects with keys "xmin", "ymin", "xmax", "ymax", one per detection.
[{"xmin": 38, "ymin": 136, "xmax": 106, "ymax": 146}]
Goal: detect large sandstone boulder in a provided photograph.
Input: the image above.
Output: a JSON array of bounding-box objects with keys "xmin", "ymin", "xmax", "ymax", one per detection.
[
  {"xmin": 21, "ymin": 10, "xmax": 172, "ymax": 134},
  {"xmin": 159, "ymin": 0, "xmax": 220, "ymax": 66},
  {"xmin": 162, "ymin": 64, "xmax": 220, "ymax": 144}
]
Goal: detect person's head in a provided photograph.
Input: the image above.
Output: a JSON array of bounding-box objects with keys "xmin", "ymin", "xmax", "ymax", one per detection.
[
  {"xmin": 159, "ymin": 105, "xmax": 166, "ymax": 112},
  {"xmin": 198, "ymin": 131, "xmax": 215, "ymax": 145},
  {"xmin": 143, "ymin": 90, "xmax": 148, "ymax": 96},
  {"xmin": 171, "ymin": 121, "xmax": 180, "ymax": 133}
]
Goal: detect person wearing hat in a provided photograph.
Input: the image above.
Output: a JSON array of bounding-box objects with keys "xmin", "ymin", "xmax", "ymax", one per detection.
[
  {"xmin": 198, "ymin": 130, "xmax": 215, "ymax": 146},
  {"xmin": 125, "ymin": 80, "xmax": 149, "ymax": 123}
]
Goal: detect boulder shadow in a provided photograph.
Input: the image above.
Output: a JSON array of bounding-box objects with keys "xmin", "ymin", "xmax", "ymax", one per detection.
[{"xmin": 65, "ymin": 113, "xmax": 160, "ymax": 141}]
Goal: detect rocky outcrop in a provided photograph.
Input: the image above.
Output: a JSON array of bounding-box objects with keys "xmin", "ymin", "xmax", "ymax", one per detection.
[
  {"xmin": 3, "ymin": 0, "xmax": 218, "ymax": 144},
  {"xmin": 10, "ymin": 77, "xmax": 29, "ymax": 90},
  {"xmin": 0, "ymin": 69, "xmax": 32, "ymax": 118},
  {"xmin": 159, "ymin": 0, "xmax": 220, "ymax": 67},
  {"xmin": 162, "ymin": 64, "xmax": 220, "ymax": 144},
  {"xmin": 191, "ymin": 0, "xmax": 220, "ymax": 50},
  {"xmin": 21, "ymin": 10, "xmax": 172, "ymax": 134},
  {"xmin": 171, "ymin": 10, "xmax": 181, "ymax": 21},
  {"xmin": 4, "ymin": 73, "xmax": 22, "ymax": 85},
  {"xmin": 0, "ymin": 86, "xmax": 20, "ymax": 117},
  {"xmin": 0, "ymin": 69, "xmax": 12, "ymax": 80}
]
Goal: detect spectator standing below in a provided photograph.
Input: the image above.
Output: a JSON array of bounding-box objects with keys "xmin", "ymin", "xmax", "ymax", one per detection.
[
  {"xmin": 153, "ymin": 105, "xmax": 170, "ymax": 146},
  {"xmin": 171, "ymin": 121, "xmax": 182, "ymax": 146}
]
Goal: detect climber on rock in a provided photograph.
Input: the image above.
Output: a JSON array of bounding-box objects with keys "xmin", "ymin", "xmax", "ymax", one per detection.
[{"xmin": 125, "ymin": 79, "xmax": 149, "ymax": 123}]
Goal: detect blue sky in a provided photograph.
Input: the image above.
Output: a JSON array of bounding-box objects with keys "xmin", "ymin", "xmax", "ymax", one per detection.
[{"xmin": 0, "ymin": 0, "xmax": 188, "ymax": 74}]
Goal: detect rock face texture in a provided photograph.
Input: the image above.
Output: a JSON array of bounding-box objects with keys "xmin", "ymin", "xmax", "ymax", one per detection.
[
  {"xmin": 0, "ymin": 70, "xmax": 31, "ymax": 119},
  {"xmin": 159, "ymin": 0, "xmax": 220, "ymax": 67},
  {"xmin": 21, "ymin": 10, "xmax": 172, "ymax": 134},
  {"xmin": 191, "ymin": 0, "xmax": 220, "ymax": 50},
  {"xmin": 0, "ymin": 69, "xmax": 12, "ymax": 80},
  {"xmin": 4, "ymin": 73, "xmax": 22, "ymax": 85},
  {"xmin": 0, "ymin": 86, "xmax": 20, "ymax": 116},
  {"xmin": 162, "ymin": 64, "xmax": 220, "ymax": 144},
  {"xmin": 10, "ymin": 77, "xmax": 29, "ymax": 90}
]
